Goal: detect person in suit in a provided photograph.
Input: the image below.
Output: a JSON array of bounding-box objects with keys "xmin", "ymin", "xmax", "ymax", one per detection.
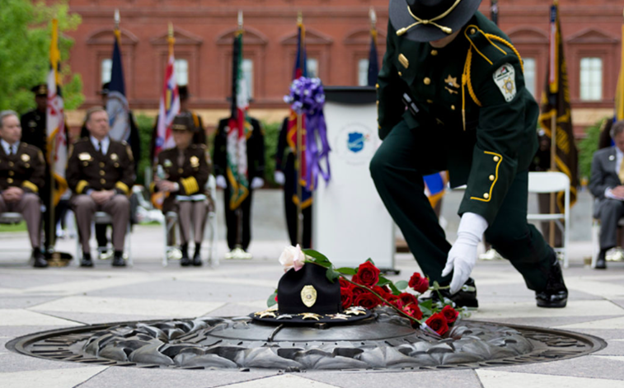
[
  {"xmin": 153, "ymin": 114, "xmax": 211, "ymax": 266},
  {"xmin": 589, "ymin": 120, "xmax": 624, "ymax": 269},
  {"xmin": 371, "ymin": 0, "xmax": 567, "ymax": 308},
  {"xmin": 67, "ymin": 107, "xmax": 135, "ymax": 267},
  {"xmin": 213, "ymin": 116, "xmax": 265, "ymax": 259},
  {"xmin": 0, "ymin": 110, "xmax": 47, "ymax": 267}
]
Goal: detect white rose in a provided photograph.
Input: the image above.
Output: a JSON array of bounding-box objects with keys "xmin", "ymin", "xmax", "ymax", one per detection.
[{"xmin": 279, "ymin": 244, "xmax": 306, "ymax": 272}]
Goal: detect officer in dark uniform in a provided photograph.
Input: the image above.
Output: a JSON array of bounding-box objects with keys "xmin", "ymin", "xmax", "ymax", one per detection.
[
  {"xmin": 0, "ymin": 110, "xmax": 47, "ymax": 267},
  {"xmin": 80, "ymin": 83, "xmax": 141, "ymax": 258},
  {"xmin": 371, "ymin": 0, "xmax": 567, "ymax": 308},
  {"xmin": 213, "ymin": 116, "xmax": 265, "ymax": 258},
  {"xmin": 68, "ymin": 107, "xmax": 135, "ymax": 267},
  {"xmin": 275, "ymin": 116, "xmax": 312, "ymax": 248},
  {"xmin": 20, "ymin": 84, "xmax": 70, "ymax": 253},
  {"xmin": 153, "ymin": 114, "xmax": 211, "ymax": 266}
]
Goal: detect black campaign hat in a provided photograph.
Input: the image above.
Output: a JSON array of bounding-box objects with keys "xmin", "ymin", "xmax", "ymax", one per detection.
[
  {"xmin": 171, "ymin": 113, "xmax": 197, "ymax": 132},
  {"xmin": 31, "ymin": 84, "xmax": 47, "ymax": 97},
  {"xmin": 98, "ymin": 82, "xmax": 111, "ymax": 95},
  {"xmin": 389, "ymin": 0, "xmax": 482, "ymax": 42},
  {"xmin": 178, "ymin": 85, "xmax": 190, "ymax": 101},
  {"xmin": 252, "ymin": 263, "xmax": 372, "ymax": 325}
]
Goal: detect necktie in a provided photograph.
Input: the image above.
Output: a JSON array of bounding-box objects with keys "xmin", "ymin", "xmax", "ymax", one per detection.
[
  {"xmin": 98, "ymin": 142, "xmax": 104, "ymax": 156},
  {"xmin": 619, "ymin": 154, "xmax": 624, "ymax": 184},
  {"xmin": 8, "ymin": 146, "xmax": 13, "ymax": 156}
]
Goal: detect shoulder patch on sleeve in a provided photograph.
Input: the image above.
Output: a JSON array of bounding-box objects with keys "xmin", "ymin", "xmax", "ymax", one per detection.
[{"xmin": 493, "ymin": 63, "xmax": 516, "ymax": 102}]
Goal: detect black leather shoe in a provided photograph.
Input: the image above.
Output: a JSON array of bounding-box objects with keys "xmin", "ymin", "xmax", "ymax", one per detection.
[
  {"xmin": 112, "ymin": 251, "xmax": 126, "ymax": 267},
  {"xmin": 595, "ymin": 249, "xmax": 607, "ymax": 269},
  {"xmin": 180, "ymin": 244, "xmax": 191, "ymax": 267},
  {"xmin": 192, "ymin": 246, "xmax": 203, "ymax": 267},
  {"xmin": 80, "ymin": 253, "xmax": 94, "ymax": 268},
  {"xmin": 421, "ymin": 278, "xmax": 479, "ymax": 309},
  {"xmin": 32, "ymin": 249, "xmax": 48, "ymax": 268},
  {"xmin": 536, "ymin": 250, "xmax": 568, "ymax": 308}
]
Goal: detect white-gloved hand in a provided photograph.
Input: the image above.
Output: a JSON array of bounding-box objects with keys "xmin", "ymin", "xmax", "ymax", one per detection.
[
  {"xmin": 274, "ymin": 171, "xmax": 286, "ymax": 185},
  {"xmin": 251, "ymin": 177, "xmax": 264, "ymax": 189},
  {"xmin": 441, "ymin": 212, "xmax": 488, "ymax": 294},
  {"xmin": 215, "ymin": 175, "xmax": 227, "ymax": 189}
]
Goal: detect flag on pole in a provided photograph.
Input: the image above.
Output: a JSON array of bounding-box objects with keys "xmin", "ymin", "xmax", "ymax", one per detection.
[
  {"xmin": 615, "ymin": 12, "xmax": 624, "ymax": 122},
  {"xmin": 107, "ymin": 10, "xmax": 131, "ymax": 143},
  {"xmin": 424, "ymin": 172, "xmax": 447, "ymax": 209},
  {"xmin": 367, "ymin": 8, "xmax": 379, "ymax": 87},
  {"xmin": 286, "ymin": 18, "xmax": 312, "ymax": 208},
  {"xmin": 46, "ymin": 19, "xmax": 68, "ymax": 207},
  {"xmin": 538, "ymin": 1, "xmax": 579, "ymax": 208},
  {"xmin": 225, "ymin": 17, "xmax": 251, "ymax": 210},
  {"xmin": 154, "ymin": 24, "xmax": 180, "ymax": 160}
]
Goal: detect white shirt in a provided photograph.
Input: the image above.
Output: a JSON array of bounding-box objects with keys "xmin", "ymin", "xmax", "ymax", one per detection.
[
  {"xmin": 1, "ymin": 139, "xmax": 19, "ymax": 156},
  {"xmin": 90, "ymin": 136, "xmax": 110, "ymax": 155}
]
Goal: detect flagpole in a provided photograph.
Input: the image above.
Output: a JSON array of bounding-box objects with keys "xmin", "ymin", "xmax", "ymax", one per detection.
[
  {"xmin": 548, "ymin": 0, "xmax": 559, "ymax": 248},
  {"xmin": 235, "ymin": 10, "xmax": 245, "ymax": 254},
  {"xmin": 296, "ymin": 12, "xmax": 304, "ymax": 246}
]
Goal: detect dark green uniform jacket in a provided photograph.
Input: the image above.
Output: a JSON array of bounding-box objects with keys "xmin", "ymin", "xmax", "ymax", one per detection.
[
  {"xmin": 377, "ymin": 11, "xmax": 538, "ymax": 224},
  {"xmin": 213, "ymin": 117, "xmax": 265, "ymax": 182},
  {"xmin": 66, "ymin": 137, "xmax": 135, "ymax": 196},
  {"xmin": 153, "ymin": 144, "xmax": 211, "ymax": 213},
  {"xmin": 0, "ymin": 143, "xmax": 45, "ymax": 194}
]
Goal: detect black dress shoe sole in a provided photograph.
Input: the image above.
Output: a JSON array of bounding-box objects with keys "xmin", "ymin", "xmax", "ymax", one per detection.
[
  {"xmin": 192, "ymin": 261, "xmax": 203, "ymax": 267},
  {"xmin": 33, "ymin": 262, "xmax": 49, "ymax": 268},
  {"xmin": 80, "ymin": 262, "xmax": 94, "ymax": 268},
  {"xmin": 537, "ymin": 298, "xmax": 567, "ymax": 308},
  {"xmin": 594, "ymin": 261, "xmax": 607, "ymax": 269}
]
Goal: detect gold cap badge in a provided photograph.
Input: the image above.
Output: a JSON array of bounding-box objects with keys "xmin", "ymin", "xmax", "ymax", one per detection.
[{"xmin": 301, "ymin": 285, "xmax": 317, "ymax": 308}]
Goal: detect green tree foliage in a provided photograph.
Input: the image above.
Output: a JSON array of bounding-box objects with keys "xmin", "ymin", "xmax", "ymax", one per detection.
[
  {"xmin": 0, "ymin": 0, "xmax": 83, "ymax": 114},
  {"xmin": 578, "ymin": 117, "xmax": 609, "ymax": 182},
  {"xmin": 262, "ymin": 120, "xmax": 281, "ymax": 187},
  {"xmin": 134, "ymin": 114, "xmax": 156, "ymax": 186}
]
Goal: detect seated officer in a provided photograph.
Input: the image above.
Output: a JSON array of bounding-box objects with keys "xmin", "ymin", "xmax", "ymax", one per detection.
[
  {"xmin": 0, "ymin": 111, "xmax": 47, "ymax": 267},
  {"xmin": 67, "ymin": 107, "xmax": 135, "ymax": 267},
  {"xmin": 153, "ymin": 114, "xmax": 211, "ymax": 266}
]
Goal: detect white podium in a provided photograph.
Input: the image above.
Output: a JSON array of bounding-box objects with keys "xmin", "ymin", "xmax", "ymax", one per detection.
[{"xmin": 312, "ymin": 86, "xmax": 395, "ymax": 271}]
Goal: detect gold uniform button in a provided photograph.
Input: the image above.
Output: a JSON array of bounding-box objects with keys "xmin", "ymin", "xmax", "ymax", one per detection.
[
  {"xmin": 489, "ymin": 175, "xmax": 495, "ymax": 181},
  {"xmin": 431, "ymin": 50, "xmax": 438, "ymax": 56},
  {"xmin": 398, "ymin": 71, "xmax": 403, "ymax": 76},
  {"xmin": 493, "ymin": 156, "xmax": 500, "ymax": 162},
  {"xmin": 99, "ymin": 170, "xmax": 105, "ymax": 176},
  {"xmin": 7, "ymin": 178, "xmax": 13, "ymax": 184},
  {"xmin": 483, "ymin": 193, "xmax": 490, "ymax": 199},
  {"xmin": 375, "ymin": 83, "xmax": 379, "ymax": 89},
  {"xmin": 8, "ymin": 171, "xmax": 14, "ymax": 176},
  {"xmin": 427, "ymin": 99, "xmax": 433, "ymax": 103},
  {"xmin": 100, "ymin": 162, "xmax": 105, "ymax": 167},
  {"xmin": 470, "ymin": 28, "xmax": 476, "ymax": 34},
  {"xmin": 8, "ymin": 162, "xmax": 14, "ymax": 167},
  {"xmin": 451, "ymin": 105, "xmax": 456, "ymax": 110},
  {"xmin": 100, "ymin": 179, "xmax": 106, "ymax": 184},
  {"xmin": 376, "ymin": 101, "xmax": 379, "ymax": 106},
  {"xmin": 424, "ymin": 77, "xmax": 431, "ymax": 85}
]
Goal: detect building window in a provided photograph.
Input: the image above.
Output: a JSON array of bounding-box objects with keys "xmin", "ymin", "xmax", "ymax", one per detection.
[
  {"xmin": 358, "ymin": 59, "xmax": 370, "ymax": 86},
  {"xmin": 242, "ymin": 58, "xmax": 254, "ymax": 99},
  {"xmin": 174, "ymin": 59, "xmax": 188, "ymax": 86},
  {"xmin": 580, "ymin": 57, "xmax": 603, "ymax": 101},
  {"xmin": 307, "ymin": 58, "xmax": 318, "ymax": 78},
  {"xmin": 101, "ymin": 59, "xmax": 112, "ymax": 84},
  {"xmin": 523, "ymin": 58, "xmax": 536, "ymax": 98}
]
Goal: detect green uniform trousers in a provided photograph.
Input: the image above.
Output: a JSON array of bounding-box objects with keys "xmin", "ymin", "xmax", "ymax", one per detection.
[{"xmin": 370, "ymin": 120, "xmax": 553, "ymax": 292}]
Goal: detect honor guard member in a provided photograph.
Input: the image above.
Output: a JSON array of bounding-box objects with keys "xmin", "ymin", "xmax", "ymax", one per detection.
[
  {"xmin": 20, "ymin": 84, "xmax": 71, "ymax": 252},
  {"xmin": 68, "ymin": 107, "xmax": 135, "ymax": 267},
  {"xmin": 370, "ymin": 0, "xmax": 567, "ymax": 308},
  {"xmin": 80, "ymin": 83, "xmax": 142, "ymax": 258},
  {"xmin": 213, "ymin": 116, "xmax": 265, "ymax": 259},
  {"xmin": 0, "ymin": 111, "xmax": 47, "ymax": 267},
  {"xmin": 153, "ymin": 114, "xmax": 211, "ymax": 266}
]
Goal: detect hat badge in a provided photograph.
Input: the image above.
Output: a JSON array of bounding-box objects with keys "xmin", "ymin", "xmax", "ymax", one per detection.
[{"xmin": 301, "ymin": 285, "xmax": 317, "ymax": 308}]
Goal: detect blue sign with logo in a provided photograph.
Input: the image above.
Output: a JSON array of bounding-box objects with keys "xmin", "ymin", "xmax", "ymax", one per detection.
[{"xmin": 347, "ymin": 132, "xmax": 365, "ymax": 153}]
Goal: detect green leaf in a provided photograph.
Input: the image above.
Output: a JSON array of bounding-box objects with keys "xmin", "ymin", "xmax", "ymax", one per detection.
[
  {"xmin": 395, "ymin": 280, "xmax": 409, "ymax": 291},
  {"xmin": 336, "ymin": 267, "xmax": 357, "ymax": 275},
  {"xmin": 303, "ymin": 249, "xmax": 331, "ymax": 265},
  {"xmin": 365, "ymin": 258, "xmax": 376, "ymax": 265},
  {"xmin": 376, "ymin": 276, "xmax": 391, "ymax": 287},
  {"xmin": 267, "ymin": 291, "xmax": 278, "ymax": 308},
  {"xmin": 305, "ymin": 259, "xmax": 331, "ymax": 269},
  {"xmin": 432, "ymin": 281, "xmax": 441, "ymax": 291},
  {"xmin": 387, "ymin": 282, "xmax": 400, "ymax": 295},
  {"xmin": 325, "ymin": 267, "xmax": 340, "ymax": 283}
]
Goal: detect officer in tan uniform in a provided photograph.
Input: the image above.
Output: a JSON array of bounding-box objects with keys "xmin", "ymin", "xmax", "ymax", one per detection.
[
  {"xmin": 0, "ymin": 111, "xmax": 47, "ymax": 267},
  {"xmin": 67, "ymin": 107, "xmax": 135, "ymax": 267},
  {"xmin": 153, "ymin": 114, "xmax": 211, "ymax": 266},
  {"xmin": 371, "ymin": 0, "xmax": 567, "ymax": 309}
]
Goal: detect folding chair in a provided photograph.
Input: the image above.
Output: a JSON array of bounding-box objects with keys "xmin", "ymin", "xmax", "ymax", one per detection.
[
  {"xmin": 527, "ymin": 171, "xmax": 570, "ymax": 268},
  {"xmin": 75, "ymin": 211, "xmax": 133, "ymax": 266}
]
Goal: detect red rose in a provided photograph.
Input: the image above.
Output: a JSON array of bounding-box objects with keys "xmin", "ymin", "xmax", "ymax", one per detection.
[
  {"xmin": 352, "ymin": 285, "xmax": 366, "ymax": 297},
  {"xmin": 441, "ymin": 305, "xmax": 459, "ymax": 324},
  {"xmin": 341, "ymin": 288, "xmax": 355, "ymax": 309},
  {"xmin": 384, "ymin": 294, "xmax": 401, "ymax": 306},
  {"xmin": 425, "ymin": 312, "xmax": 449, "ymax": 336},
  {"xmin": 354, "ymin": 292, "xmax": 382, "ymax": 309},
  {"xmin": 408, "ymin": 273, "xmax": 429, "ymax": 294},
  {"xmin": 340, "ymin": 278, "xmax": 355, "ymax": 293},
  {"xmin": 403, "ymin": 304, "xmax": 423, "ymax": 320},
  {"xmin": 372, "ymin": 286, "xmax": 390, "ymax": 297},
  {"xmin": 398, "ymin": 292, "xmax": 419, "ymax": 308},
  {"xmin": 355, "ymin": 261, "xmax": 380, "ymax": 287}
]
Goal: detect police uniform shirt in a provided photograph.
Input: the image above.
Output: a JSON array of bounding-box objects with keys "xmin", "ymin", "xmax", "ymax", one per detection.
[{"xmin": 0, "ymin": 140, "xmax": 45, "ymax": 193}]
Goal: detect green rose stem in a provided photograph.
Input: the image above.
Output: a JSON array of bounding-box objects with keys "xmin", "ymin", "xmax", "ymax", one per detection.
[{"xmin": 341, "ymin": 276, "xmax": 422, "ymax": 325}]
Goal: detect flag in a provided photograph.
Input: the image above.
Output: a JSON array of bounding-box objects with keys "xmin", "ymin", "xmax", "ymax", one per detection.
[
  {"xmin": 424, "ymin": 172, "xmax": 447, "ymax": 209},
  {"xmin": 154, "ymin": 28, "xmax": 180, "ymax": 159},
  {"xmin": 286, "ymin": 20, "xmax": 312, "ymax": 208},
  {"xmin": 367, "ymin": 10, "xmax": 379, "ymax": 86},
  {"xmin": 106, "ymin": 21, "xmax": 131, "ymax": 142},
  {"xmin": 538, "ymin": 1, "xmax": 579, "ymax": 209},
  {"xmin": 46, "ymin": 19, "xmax": 68, "ymax": 207},
  {"xmin": 615, "ymin": 16, "xmax": 624, "ymax": 122},
  {"xmin": 490, "ymin": 0, "xmax": 499, "ymax": 26},
  {"xmin": 225, "ymin": 28, "xmax": 251, "ymax": 210}
]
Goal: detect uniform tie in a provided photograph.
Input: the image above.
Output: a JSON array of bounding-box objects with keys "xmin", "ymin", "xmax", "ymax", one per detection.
[
  {"xmin": 619, "ymin": 154, "xmax": 624, "ymax": 184},
  {"xmin": 98, "ymin": 142, "xmax": 104, "ymax": 156},
  {"xmin": 8, "ymin": 146, "xmax": 13, "ymax": 156}
]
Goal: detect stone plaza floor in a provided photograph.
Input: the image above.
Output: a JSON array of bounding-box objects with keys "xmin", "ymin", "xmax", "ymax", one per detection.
[{"xmin": 1, "ymin": 219, "xmax": 624, "ymax": 387}]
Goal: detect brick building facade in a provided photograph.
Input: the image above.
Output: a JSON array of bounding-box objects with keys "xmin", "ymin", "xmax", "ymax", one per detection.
[{"xmin": 62, "ymin": 0, "xmax": 623, "ymax": 136}]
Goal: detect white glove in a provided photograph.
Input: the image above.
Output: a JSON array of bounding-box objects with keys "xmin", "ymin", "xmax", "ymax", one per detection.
[
  {"xmin": 216, "ymin": 175, "xmax": 227, "ymax": 189},
  {"xmin": 251, "ymin": 177, "xmax": 264, "ymax": 189},
  {"xmin": 274, "ymin": 171, "xmax": 285, "ymax": 185},
  {"xmin": 441, "ymin": 212, "xmax": 488, "ymax": 294}
]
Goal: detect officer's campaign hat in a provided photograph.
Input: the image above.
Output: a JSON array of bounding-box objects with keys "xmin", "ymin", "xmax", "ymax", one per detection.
[
  {"xmin": 171, "ymin": 113, "xmax": 197, "ymax": 132},
  {"xmin": 98, "ymin": 82, "xmax": 111, "ymax": 96},
  {"xmin": 390, "ymin": 0, "xmax": 482, "ymax": 42},
  {"xmin": 178, "ymin": 85, "xmax": 190, "ymax": 101},
  {"xmin": 31, "ymin": 84, "xmax": 48, "ymax": 97}
]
